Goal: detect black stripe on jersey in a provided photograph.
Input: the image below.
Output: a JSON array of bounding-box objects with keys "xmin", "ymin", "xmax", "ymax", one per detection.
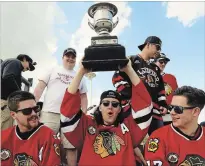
[
  {"xmin": 173, "ymin": 124, "xmax": 202, "ymax": 141},
  {"xmin": 60, "ymin": 110, "xmax": 82, "ymax": 128},
  {"xmin": 134, "ymin": 112, "xmax": 152, "ymax": 124}
]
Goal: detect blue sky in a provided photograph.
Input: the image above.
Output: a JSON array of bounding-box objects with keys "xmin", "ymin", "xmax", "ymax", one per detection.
[
  {"xmin": 54, "ymin": 2, "xmax": 204, "ymax": 99},
  {"xmin": 2, "ymin": 1, "xmax": 204, "ymax": 121}
]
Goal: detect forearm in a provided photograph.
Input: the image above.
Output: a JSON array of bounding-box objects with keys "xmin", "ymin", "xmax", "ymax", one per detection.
[
  {"xmin": 125, "ymin": 68, "xmax": 140, "ymax": 86},
  {"xmin": 68, "ymin": 70, "xmax": 85, "ymax": 94},
  {"xmin": 34, "ymin": 81, "xmax": 46, "ymax": 102},
  {"xmin": 80, "ymin": 93, "xmax": 88, "ymax": 113}
]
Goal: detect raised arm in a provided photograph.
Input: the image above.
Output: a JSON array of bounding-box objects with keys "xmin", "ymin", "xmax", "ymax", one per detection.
[
  {"xmin": 121, "ymin": 60, "xmax": 153, "ymax": 144},
  {"xmin": 60, "ymin": 62, "xmax": 89, "ymax": 150}
]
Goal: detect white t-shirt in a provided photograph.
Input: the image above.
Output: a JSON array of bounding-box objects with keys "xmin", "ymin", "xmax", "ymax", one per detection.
[{"xmin": 39, "ymin": 66, "xmax": 87, "ymax": 114}]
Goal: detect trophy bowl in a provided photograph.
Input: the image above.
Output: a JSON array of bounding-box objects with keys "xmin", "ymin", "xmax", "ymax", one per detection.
[{"xmin": 82, "ymin": 2, "xmax": 128, "ymax": 72}]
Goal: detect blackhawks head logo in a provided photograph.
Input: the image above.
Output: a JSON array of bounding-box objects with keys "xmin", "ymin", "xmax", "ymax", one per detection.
[
  {"xmin": 179, "ymin": 154, "xmax": 205, "ymax": 166},
  {"xmin": 14, "ymin": 153, "xmax": 38, "ymax": 166},
  {"xmin": 93, "ymin": 131, "xmax": 125, "ymax": 158}
]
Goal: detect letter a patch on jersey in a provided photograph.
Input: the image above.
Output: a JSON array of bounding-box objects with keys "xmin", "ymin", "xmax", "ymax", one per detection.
[{"xmin": 120, "ymin": 123, "xmax": 129, "ymax": 134}]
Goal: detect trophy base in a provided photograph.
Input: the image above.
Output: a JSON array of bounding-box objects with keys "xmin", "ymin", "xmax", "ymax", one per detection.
[{"xmin": 83, "ymin": 44, "xmax": 128, "ymax": 71}]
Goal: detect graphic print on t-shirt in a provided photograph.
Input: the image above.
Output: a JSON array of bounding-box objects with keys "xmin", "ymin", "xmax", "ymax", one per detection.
[{"xmin": 56, "ymin": 73, "xmax": 74, "ymax": 84}]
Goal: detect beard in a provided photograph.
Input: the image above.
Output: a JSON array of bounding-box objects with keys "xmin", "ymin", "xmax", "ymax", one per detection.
[{"xmin": 16, "ymin": 115, "xmax": 39, "ymax": 131}]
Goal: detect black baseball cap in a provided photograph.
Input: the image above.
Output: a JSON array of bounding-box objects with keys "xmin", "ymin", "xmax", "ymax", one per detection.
[
  {"xmin": 155, "ymin": 53, "xmax": 170, "ymax": 62},
  {"xmin": 63, "ymin": 48, "xmax": 76, "ymax": 57},
  {"xmin": 100, "ymin": 90, "xmax": 121, "ymax": 103},
  {"xmin": 138, "ymin": 36, "xmax": 162, "ymax": 51},
  {"xmin": 17, "ymin": 54, "xmax": 37, "ymax": 71}
]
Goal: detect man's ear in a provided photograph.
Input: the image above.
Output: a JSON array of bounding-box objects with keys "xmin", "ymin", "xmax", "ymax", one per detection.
[
  {"xmin": 10, "ymin": 111, "xmax": 16, "ymax": 119},
  {"xmin": 192, "ymin": 107, "xmax": 201, "ymax": 117}
]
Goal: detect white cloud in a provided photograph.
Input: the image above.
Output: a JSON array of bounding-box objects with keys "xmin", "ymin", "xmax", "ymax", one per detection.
[
  {"xmin": 164, "ymin": 2, "xmax": 205, "ymax": 27},
  {"xmin": 69, "ymin": 2, "xmax": 132, "ymax": 62},
  {"xmin": 1, "ymin": 2, "xmax": 68, "ymax": 94}
]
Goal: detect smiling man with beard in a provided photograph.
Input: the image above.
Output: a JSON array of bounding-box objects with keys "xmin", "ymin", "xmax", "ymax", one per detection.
[{"xmin": 1, "ymin": 91, "xmax": 61, "ymax": 166}]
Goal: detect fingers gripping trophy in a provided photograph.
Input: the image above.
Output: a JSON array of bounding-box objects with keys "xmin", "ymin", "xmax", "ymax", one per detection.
[{"xmin": 82, "ymin": 2, "xmax": 129, "ymax": 71}]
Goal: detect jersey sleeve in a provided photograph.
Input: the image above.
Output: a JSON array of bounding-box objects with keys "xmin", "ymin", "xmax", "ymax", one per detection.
[
  {"xmin": 112, "ymin": 71, "xmax": 132, "ymax": 103},
  {"xmin": 60, "ymin": 90, "xmax": 88, "ymax": 150},
  {"xmin": 129, "ymin": 81, "xmax": 153, "ymax": 146},
  {"xmin": 41, "ymin": 132, "xmax": 61, "ymax": 166},
  {"xmin": 157, "ymin": 70, "xmax": 168, "ymax": 108},
  {"xmin": 144, "ymin": 130, "xmax": 167, "ymax": 166}
]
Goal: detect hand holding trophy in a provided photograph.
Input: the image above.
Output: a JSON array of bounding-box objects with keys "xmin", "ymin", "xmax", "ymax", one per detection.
[{"xmin": 82, "ymin": 2, "xmax": 128, "ymax": 72}]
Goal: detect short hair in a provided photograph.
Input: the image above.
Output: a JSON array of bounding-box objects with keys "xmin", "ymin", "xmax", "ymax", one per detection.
[
  {"xmin": 173, "ymin": 86, "xmax": 205, "ymax": 110},
  {"xmin": 17, "ymin": 54, "xmax": 33, "ymax": 63},
  {"xmin": 7, "ymin": 90, "xmax": 35, "ymax": 112}
]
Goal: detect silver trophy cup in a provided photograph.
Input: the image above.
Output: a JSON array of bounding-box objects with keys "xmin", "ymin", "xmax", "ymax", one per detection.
[{"xmin": 83, "ymin": 2, "xmax": 128, "ymax": 72}]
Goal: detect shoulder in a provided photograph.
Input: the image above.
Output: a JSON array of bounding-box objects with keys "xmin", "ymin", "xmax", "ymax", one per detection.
[
  {"xmin": 3, "ymin": 59, "xmax": 21, "ymax": 68},
  {"xmin": 129, "ymin": 55, "xmax": 141, "ymax": 63},
  {"xmin": 164, "ymin": 73, "xmax": 177, "ymax": 79},
  {"xmin": 149, "ymin": 125, "xmax": 170, "ymax": 139},
  {"xmin": 1, "ymin": 126, "xmax": 15, "ymax": 141},
  {"xmin": 39, "ymin": 125, "xmax": 55, "ymax": 135}
]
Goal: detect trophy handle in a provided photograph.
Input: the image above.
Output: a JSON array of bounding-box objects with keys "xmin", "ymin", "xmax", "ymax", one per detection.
[
  {"xmin": 113, "ymin": 17, "xmax": 119, "ymax": 29},
  {"xmin": 88, "ymin": 19, "xmax": 94, "ymax": 30}
]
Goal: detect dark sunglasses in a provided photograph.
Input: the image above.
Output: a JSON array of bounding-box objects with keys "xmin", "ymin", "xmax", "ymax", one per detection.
[
  {"xmin": 154, "ymin": 44, "xmax": 161, "ymax": 51},
  {"xmin": 16, "ymin": 105, "xmax": 40, "ymax": 116},
  {"xmin": 168, "ymin": 105, "xmax": 196, "ymax": 114},
  {"xmin": 158, "ymin": 60, "xmax": 167, "ymax": 65},
  {"xmin": 101, "ymin": 101, "xmax": 120, "ymax": 108}
]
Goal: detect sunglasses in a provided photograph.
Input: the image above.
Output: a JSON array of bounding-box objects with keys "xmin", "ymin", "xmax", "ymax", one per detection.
[
  {"xmin": 16, "ymin": 105, "xmax": 40, "ymax": 116},
  {"xmin": 101, "ymin": 101, "xmax": 120, "ymax": 108},
  {"xmin": 158, "ymin": 60, "xmax": 167, "ymax": 65},
  {"xmin": 154, "ymin": 44, "xmax": 161, "ymax": 51},
  {"xmin": 168, "ymin": 105, "xmax": 196, "ymax": 114}
]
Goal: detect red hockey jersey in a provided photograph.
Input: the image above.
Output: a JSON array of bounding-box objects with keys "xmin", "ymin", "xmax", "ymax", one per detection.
[
  {"xmin": 162, "ymin": 73, "xmax": 178, "ymax": 123},
  {"xmin": 162, "ymin": 73, "xmax": 178, "ymax": 105},
  {"xmin": 145, "ymin": 124, "xmax": 205, "ymax": 166},
  {"xmin": 1, "ymin": 124, "xmax": 61, "ymax": 166},
  {"xmin": 60, "ymin": 81, "xmax": 152, "ymax": 166}
]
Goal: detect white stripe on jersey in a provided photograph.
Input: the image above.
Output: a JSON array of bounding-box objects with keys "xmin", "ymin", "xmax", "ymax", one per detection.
[
  {"xmin": 61, "ymin": 119, "xmax": 80, "ymax": 133},
  {"xmin": 153, "ymin": 108, "xmax": 161, "ymax": 114},
  {"xmin": 114, "ymin": 81, "xmax": 128, "ymax": 88},
  {"xmin": 158, "ymin": 96, "xmax": 166, "ymax": 101},
  {"xmin": 132, "ymin": 104, "xmax": 153, "ymax": 119},
  {"xmin": 138, "ymin": 116, "xmax": 152, "ymax": 130},
  {"xmin": 60, "ymin": 113, "xmax": 77, "ymax": 123}
]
